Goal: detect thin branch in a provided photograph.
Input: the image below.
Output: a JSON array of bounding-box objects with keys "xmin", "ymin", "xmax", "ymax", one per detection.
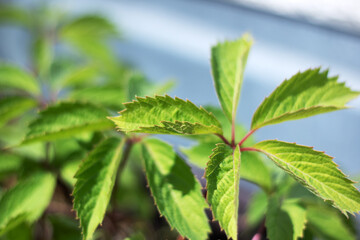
[
  {"xmin": 240, "ymin": 147, "xmax": 262, "ymax": 153},
  {"xmin": 238, "ymin": 128, "xmax": 257, "ymax": 147},
  {"xmin": 215, "ymin": 133, "xmax": 231, "ymax": 146},
  {"xmin": 231, "ymin": 118, "xmax": 236, "ymax": 147}
]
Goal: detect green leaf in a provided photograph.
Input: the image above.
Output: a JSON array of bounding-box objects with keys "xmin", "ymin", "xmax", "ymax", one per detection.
[
  {"xmin": 251, "ymin": 68, "xmax": 360, "ymax": 130},
  {"xmin": 51, "ymin": 63, "xmax": 98, "ymax": 89},
  {"xmin": 70, "ymin": 86, "xmax": 127, "ymax": 110},
  {"xmin": 33, "ymin": 37, "xmax": 53, "ymax": 78},
  {"xmin": 306, "ymin": 206, "xmax": 355, "ymax": 240},
  {"xmin": 73, "ymin": 138, "xmax": 125, "ymax": 240},
  {"xmin": 60, "ymin": 159, "xmax": 82, "ymax": 187},
  {"xmin": 5, "ymin": 222, "xmax": 32, "ymax": 240},
  {"xmin": 206, "ymin": 144, "xmax": 241, "ymax": 239},
  {"xmin": 211, "ymin": 35, "xmax": 252, "ymax": 121},
  {"xmin": 60, "ymin": 15, "xmax": 118, "ymax": 69},
  {"xmin": 0, "ymin": 172, "xmax": 56, "ymax": 235},
  {"xmin": 127, "ymin": 72, "xmax": 175, "ymax": 101},
  {"xmin": 253, "ymin": 140, "xmax": 360, "ymax": 215},
  {"xmin": 266, "ymin": 198, "xmax": 306, "ymax": 240},
  {"xmin": 246, "ymin": 191, "xmax": 267, "ymax": 227},
  {"xmin": 241, "ymin": 151, "xmax": 271, "ymax": 192},
  {"xmin": 0, "ymin": 96, "xmax": 36, "ymax": 128},
  {"xmin": 0, "ymin": 64, "xmax": 39, "ymax": 95},
  {"xmin": 181, "ymin": 141, "xmax": 213, "ymax": 168},
  {"xmin": 0, "ymin": 6, "xmax": 31, "ymax": 26},
  {"xmin": 109, "ymin": 95, "xmax": 222, "ymax": 135},
  {"xmin": 60, "ymin": 15, "xmax": 118, "ymax": 41},
  {"xmin": 0, "ymin": 154, "xmax": 23, "ymax": 178},
  {"xmin": 142, "ymin": 138, "xmax": 210, "ymax": 240},
  {"xmin": 49, "ymin": 215, "xmax": 82, "ymax": 240},
  {"xmin": 21, "ymin": 102, "xmax": 113, "ymax": 144}
]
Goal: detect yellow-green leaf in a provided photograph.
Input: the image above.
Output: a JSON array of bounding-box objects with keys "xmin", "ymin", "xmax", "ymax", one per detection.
[
  {"xmin": 253, "ymin": 140, "xmax": 360, "ymax": 215},
  {"xmin": 206, "ymin": 144, "xmax": 241, "ymax": 240},
  {"xmin": 0, "ymin": 172, "xmax": 56, "ymax": 235},
  {"xmin": 109, "ymin": 95, "xmax": 222, "ymax": 135},
  {"xmin": 73, "ymin": 138, "xmax": 125, "ymax": 240},
  {"xmin": 251, "ymin": 68, "xmax": 360, "ymax": 130},
  {"xmin": 211, "ymin": 35, "xmax": 252, "ymax": 122},
  {"xmin": 142, "ymin": 138, "xmax": 210, "ymax": 240},
  {"xmin": 22, "ymin": 102, "xmax": 113, "ymax": 144},
  {"xmin": 0, "ymin": 64, "xmax": 39, "ymax": 95}
]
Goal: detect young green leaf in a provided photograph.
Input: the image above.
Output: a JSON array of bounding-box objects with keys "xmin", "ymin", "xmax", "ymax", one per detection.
[
  {"xmin": 60, "ymin": 15, "xmax": 118, "ymax": 69},
  {"xmin": 251, "ymin": 68, "xmax": 360, "ymax": 130},
  {"xmin": 182, "ymin": 142, "xmax": 271, "ymax": 192},
  {"xmin": 253, "ymin": 140, "xmax": 360, "ymax": 215},
  {"xmin": 241, "ymin": 151, "xmax": 271, "ymax": 192},
  {"xmin": 0, "ymin": 6, "xmax": 30, "ymax": 26},
  {"xmin": 60, "ymin": 15, "xmax": 118, "ymax": 41},
  {"xmin": 0, "ymin": 172, "xmax": 56, "ymax": 235},
  {"xmin": 73, "ymin": 138, "xmax": 125, "ymax": 240},
  {"xmin": 211, "ymin": 35, "xmax": 252, "ymax": 122},
  {"xmin": 0, "ymin": 154, "xmax": 23, "ymax": 178},
  {"xmin": 70, "ymin": 86, "xmax": 127, "ymax": 110},
  {"xmin": 206, "ymin": 144, "xmax": 241, "ymax": 240},
  {"xmin": 246, "ymin": 191, "xmax": 268, "ymax": 227},
  {"xmin": 52, "ymin": 63, "xmax": 98, "ymax": 89},
  {"xmin": 266, "ymin": 198, "xmax": 306, "ymax": 240},
  {"xmin": 0, "ymin": 64, "xmax": 39, "ymax": 95},
  {"xmin": 142, "ymin": 138, "xmax": 210, "ymax": 240},
  {"xmin": 33, "ymin": 37, "xmax": 53, "ymax": 78},
  {"xmin": 306, "ymin": 206, "xmax": 355, "ymax": 240},
  {"xmin": 0, "ymin": 96, "xmax": 36, "ymax": 128},
  {"xmin": 109, "ymin": 95, "xmax": 222, "ymax": 135},
  {"xmin": 21, "ymin": 102, "xmax": 113, "ymax": 144}
]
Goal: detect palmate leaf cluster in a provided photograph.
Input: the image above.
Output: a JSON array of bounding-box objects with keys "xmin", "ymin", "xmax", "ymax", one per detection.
[
  {"xmin": 1, "ymin": 2, "xmax": 360, "ymax": 240},
  {"xmin": 109, "ymin": 35, "xmax": 360, "ymax": 240}
]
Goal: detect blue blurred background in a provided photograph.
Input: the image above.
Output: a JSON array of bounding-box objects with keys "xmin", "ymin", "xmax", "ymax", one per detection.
[{"xmin": 1, "ymin": 0, "xmax": 360, "ymax": 175}]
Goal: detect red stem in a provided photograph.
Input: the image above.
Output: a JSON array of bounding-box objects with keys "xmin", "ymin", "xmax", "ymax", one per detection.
[
  {"xmin": 240, "ymin": 147, "xmax": 262, "ymax": 152},
  {"xmin": 238, "ymin": 128, "xmax": 257, "ymax": 147},
  {"xmin": 231, "ymin": 118, "xmax": 236, "ymax": 147},
  {"xmin": 215, "ymin": 134, "xmax": 231, "ymax": 146}
]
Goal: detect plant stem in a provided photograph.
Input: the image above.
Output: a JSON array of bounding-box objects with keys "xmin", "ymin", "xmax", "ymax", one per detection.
[
  {"xmin": 238, "ymin": 128, "xmax": 257, "ymax": 147},
  {"xmin": 111, "ymin": 138, "xmax": 134, "ymax": 207},
  {"xmin": 231, "ymin": 118, "xmax": 236, "ymax": 147},
  {"xmin": 240, "ymin": 147, "xmax": 262, "ymax": 153},
  {"xmin": 251, "ymin": 219, "xmax": 266, "ymax": 240},
  {"xmin": 215, "ymin": 134, "xmax": 231, "ymax": 146}
]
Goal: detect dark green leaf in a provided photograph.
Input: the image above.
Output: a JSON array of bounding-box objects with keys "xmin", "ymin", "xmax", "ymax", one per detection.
[
  {"xmin": 307, "ymin": 206, "xmax": 355, "ymax": 240},
  {"xmin": 266, "ymin": 198, "xmax": 306, "ymax": 240},
  {"xmin": 142, "ymin": 138, "xmax": 210, "ymax": 240}
]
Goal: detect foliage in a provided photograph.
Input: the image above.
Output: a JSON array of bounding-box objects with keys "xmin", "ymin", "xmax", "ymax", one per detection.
[
  {"xmin": 110, "ymin": 34, "xmax": 360, "ymax": 240},
  {"xmin": 0, "ymin": 2, "xmax": 359, "ymax": 240}
]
